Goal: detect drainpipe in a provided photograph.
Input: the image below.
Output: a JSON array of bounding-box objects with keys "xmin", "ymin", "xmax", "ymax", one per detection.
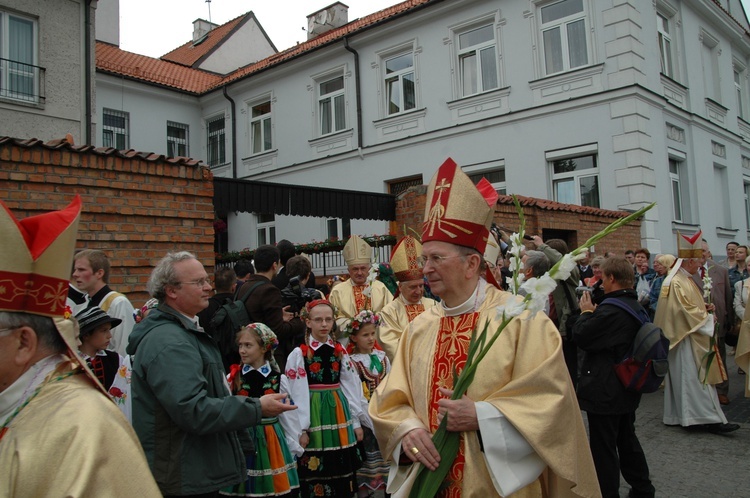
[
  {"xmin": 84, "ymin": 0, "xmax": 92, "ymax": 145},
  {"xmin": 343, "ymin": 37, "xmax": 362, "ymax": 151},
  {"xmin": 223, "ymin": 86, "xmax": 237, "ymax": 178}
]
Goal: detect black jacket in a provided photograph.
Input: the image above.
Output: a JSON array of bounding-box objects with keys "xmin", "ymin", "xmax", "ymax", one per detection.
[{"xmin": 573, "ymin": 288, "xmax": 643, "ymax": 415}]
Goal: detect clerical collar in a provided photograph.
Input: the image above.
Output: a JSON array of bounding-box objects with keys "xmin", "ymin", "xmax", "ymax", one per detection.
[
  {"xmin": 0, "ymin": 355, "xmax": 63, "ymax": 423},
  {"xmin": 308, "ymin": 336, "xmax": 335, "ymax": 350},
  {"xmin": 241, "ymin": 362, "xmax": 272, "ymax": 377},
  {"xmin": 441, "ymin": 280, "xmax": 487, "ymax": 317}
]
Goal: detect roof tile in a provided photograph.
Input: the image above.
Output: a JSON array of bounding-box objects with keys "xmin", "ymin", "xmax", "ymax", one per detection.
[
  {"xmin": 160, "ymin": 13, "xmax": 248, "ymax": 67},
  {"xmin": 496, "ymin": 194, "xmax": 634, "ymax": 218}
]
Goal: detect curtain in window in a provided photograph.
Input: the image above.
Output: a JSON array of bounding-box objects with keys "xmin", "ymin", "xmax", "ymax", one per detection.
[
  {"xmin": 567, "ymin": 19, "xmax": 588, "ymax": 69},
  {"xmin": 320, "ymin": 99, "xmax": 332, "ymax": 135},
  {"xmin": 543, "ymin": 28, "xmax": 563, "ymax": 74},
  {"xmin": 333, "ymin": 94, "xmax": 345, "ymax": 132},
  {"xmin": 480, "ymin": 47, "xmax": 498, "ymax": 91},
  {"xmin": 9, "ymin": 16, "xmax": 34, "ymax": 98}
]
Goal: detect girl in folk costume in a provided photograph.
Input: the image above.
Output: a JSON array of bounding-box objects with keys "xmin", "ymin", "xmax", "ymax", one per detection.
[
  {"xmin": 286, "ymin": 299, "xmax": 371, "ymax": 498},
  {"xmin": 222, "ymin": 323, "xmax": 302, "ymax": 497},
  {"xmin": 344, "ymin": 310, "xmax": 390, "ymax": 497},
  {"xmin": 75, "ymin": 306, "xmax": 133, "ymax": 422}
]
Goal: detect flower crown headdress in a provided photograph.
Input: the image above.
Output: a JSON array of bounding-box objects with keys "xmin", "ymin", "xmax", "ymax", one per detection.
[{"xmin": 342, "ymin": 309, "xmax": 380, "ymax": 338}]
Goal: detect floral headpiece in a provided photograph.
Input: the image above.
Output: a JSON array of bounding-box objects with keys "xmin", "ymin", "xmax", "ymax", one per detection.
[
  {"xmin": 245, "ymin": 322, "xmax": 281, "ymax": 372},
  {"xmin": 342, "ymin": 309, "xmax": 380, "ymax": 338},
  {"xmin": 134, "ymin": 298, "xmax": 159, "ymax": 323}
]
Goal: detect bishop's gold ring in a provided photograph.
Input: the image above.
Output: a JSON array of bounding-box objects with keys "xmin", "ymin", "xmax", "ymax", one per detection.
[{"xmin": 410, "ymin": 447, "xmax": 420, "ymax": 455}]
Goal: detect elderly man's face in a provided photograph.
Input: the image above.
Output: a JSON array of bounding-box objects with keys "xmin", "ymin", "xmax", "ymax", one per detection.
[
  {"xmin": 700, "ymin": 242, "xmax": 710, "ymax": 265},
  {"xmin": 399, "ymin": 279, "xmax": 424, "ymax": 304},
  {"xmin": 682, "ymin": 257, "xmax": 701, "ymax": 275},
  {"xmin": 348, "ymin": 264, "xmax": 370, "ymax": 285},
  {"xmin": 168, "ymin": 258, "xmax": 211, "ymax": 317},
  {"xmin": 422, "ymin": 241, "xmax": 477, "ymax": 306}
]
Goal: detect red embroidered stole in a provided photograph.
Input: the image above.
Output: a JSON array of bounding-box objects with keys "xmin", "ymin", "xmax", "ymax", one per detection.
[
  {"xmin": 405, "ymin": 303, "xmax": 425, "ymax": 322},
  {"xmin": 428, "ymin": 312, "xmax": 479, "ymax": 498},
  {"xmin": 352, "ymin": 285, "xmax": 370, "ymax": 312}
]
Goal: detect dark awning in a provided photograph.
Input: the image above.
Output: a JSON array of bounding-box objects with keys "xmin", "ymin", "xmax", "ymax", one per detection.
[{"xmin": 214, "ymin": 177, "xmax": 396, "ymax": 221}]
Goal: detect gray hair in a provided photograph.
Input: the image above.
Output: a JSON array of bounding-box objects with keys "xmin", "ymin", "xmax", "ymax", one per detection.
[
  {"xmin": 525, "ymin": 250, "xmax": 550, "ymax": 277},
  {"xmin": 147, "ymin": 251, "xmax": 197, "ymax": 301},
  {"xmin": 0, "ymin": 311, "xmax": 66, "ymax": 354}
]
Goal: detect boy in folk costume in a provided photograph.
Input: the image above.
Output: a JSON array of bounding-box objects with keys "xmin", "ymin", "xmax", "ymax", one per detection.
[
  {"xmin": 0, "ymin": 196, "xmax": 160, "ymax": 496},
  {"xmin": 379, "ymin": 236, "xmax": 437, "ymax": 362},
  {"xmin": 654, "ymin": 230, "xmax": 740, "ymax": 433},
  {"xmin": 369, "ymin": 158, "xmax": 600, "ymax": 497},
  {"xmin": 329, "ymin": 235, "xmax": 393, "ymax": 333}
]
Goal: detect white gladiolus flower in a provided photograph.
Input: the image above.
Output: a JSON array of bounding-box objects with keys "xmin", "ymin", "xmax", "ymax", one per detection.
[
  {"xmin": 520, "ymin": 274, "xmax": 558, "ymax": 298},
  {"xmin": 550, "ymin": 253, "xmax": 577, "ymax": 282},
  {"xmin": 525, "ymin": 294, "xmax": 547, "ymax": 317},
  {"xmin": 496, "ymin": 295, "xmax": 527, "ymax": 320}
]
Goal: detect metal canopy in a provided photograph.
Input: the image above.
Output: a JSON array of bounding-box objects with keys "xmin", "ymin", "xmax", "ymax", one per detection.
[{"xmin": 214, "ymin": 176, "xmax": 396, "ymax": 221}]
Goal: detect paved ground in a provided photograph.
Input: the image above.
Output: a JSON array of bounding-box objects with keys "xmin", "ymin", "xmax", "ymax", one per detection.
[{"xmin": 610, "ymin": 353, "xmax": 749, "ymax": 497}]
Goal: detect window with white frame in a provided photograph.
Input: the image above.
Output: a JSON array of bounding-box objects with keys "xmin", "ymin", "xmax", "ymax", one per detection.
[
  {"xmin": 701, "ymin": 30, "xmax": 721, "ymax": 103},
  {"xmin": 206, "ymin": 115, "xmax": 225, "ymax": 167},
  {"xmin": 318, "ymin": 75, "xmax": 345, "ymax": 135},
  {"xmin": 167, "ymin": 121, "xmax": 189, "ymax": 157},
  {"xmin": 548, "ymin": 146, "xmax": 599, "ymax": 207},
  {"xmin": 256, "ymin": 213, "xmax": 276, "ymax": 246},
  {"xmin": 667, "ymin": 149, "xmax": 692, "ymax": 223},
  {"xmin": 466, "ymin": 167, "xmax": 506, "ymax": 195},
  {"xmin": 457, "ymin": 24, "xmax": 499, "ymax": 97},
  {"xmin": 668, "ymin": 159, "xmax": 683, "ymax": 222},
  {"xmin": 539, "ymin": 0, "xmax": 590, "ymax": 76},
  {"xmin": 102, "ymin": 109, "xmax": 129, "ymax": 150},
  {"xmin": 327, "ymin": 218, "xmax": 351, "ymax": 240},
  {"xmin": 734, "ymin": 61, "xmax": 746, "ymax": 120},
  {"xmin": 0, "ymin": 10, "xmax": 39, "ymax": 102},
  {"xmin": 657, "ymin": 13, "xmax": 674, "ymax": 79},
  {"xmin": 384, "ymin": 52, "xmax": 416, "ymax": 115},
  {"xmin": 744, "ymin": 178, "xmax": 750, "ymax": 229},
  {"xmin": 714, "ymin": 165, "xmax": 731, "ymax": 227},
  {"xmin": 251, "ymin": 100, "xmax": 272, "ymax": 154}
]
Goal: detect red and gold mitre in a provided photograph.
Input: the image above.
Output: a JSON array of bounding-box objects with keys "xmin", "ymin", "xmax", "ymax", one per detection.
[
  {"xmin": 0, "ymin": 196, "xmax": 81, "ymax": 317},
  {"xmin": 390, "ymin": 236, "xmax": 423, "ymax": 282},
  {"xmin": 422, "ymin": 158, "xmax": 499, "ymax": 254},
  {"xmin": 343, "ymin": 235, "xmax": 372, "ymax": 266},
  {"xmin": 677, "ymin": 229, "xmax": 702, "ymax": 259}
]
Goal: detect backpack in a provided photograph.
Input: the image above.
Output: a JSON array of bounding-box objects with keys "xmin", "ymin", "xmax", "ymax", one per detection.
[
  {"xmin": 210, "ymin": 281, "xmax": 264, "ymax": 349},
  {"xmin": 600, "ymin": 298, "xmax": 670, "ymax": 394}
]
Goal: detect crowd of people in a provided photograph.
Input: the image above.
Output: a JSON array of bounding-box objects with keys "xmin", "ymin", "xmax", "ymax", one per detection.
[{"xmin": 2, "ymin": 158, "xmax": 749, "ymax": 498}]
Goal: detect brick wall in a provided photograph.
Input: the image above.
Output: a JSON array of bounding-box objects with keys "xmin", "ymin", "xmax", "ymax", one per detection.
[
  {"xmin": 0, "ymin": 137, "xmax": 215, "ymax": 307},
  {"xmin": 394, "ymin": 189, "xmax": 643, "ymax": 256}
]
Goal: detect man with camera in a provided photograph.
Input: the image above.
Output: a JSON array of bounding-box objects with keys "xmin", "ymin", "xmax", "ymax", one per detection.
[{"xmin": 243, "ymin": 245, "xmax": 305, "ymax": 371}]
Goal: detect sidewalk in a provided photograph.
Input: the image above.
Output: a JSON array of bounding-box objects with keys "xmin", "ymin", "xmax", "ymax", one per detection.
[{"xmin": 616, "ymin": 353, "xmax": 749, "ymax": 497}]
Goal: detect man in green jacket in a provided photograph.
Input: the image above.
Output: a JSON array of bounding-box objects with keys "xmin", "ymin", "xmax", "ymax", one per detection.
[{"xmin": 127, "ymin": 251, "xmax": 296, "ymax": 497}]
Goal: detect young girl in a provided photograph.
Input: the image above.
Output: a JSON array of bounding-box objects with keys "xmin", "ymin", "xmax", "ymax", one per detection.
[
  {"xmin": 286, "ymin": 299, "xmax": 371, "ymax": 498},
  {"xmin": 345, "ymin": 310, "xmax": 390, "ymax": 497},
  {"xmin": 222, "ymin": 323, "xmax": 302, "ymax": 497},
  {"xmin": 75, "ymin": 306, "xmax": 132, "ymax": 422}
]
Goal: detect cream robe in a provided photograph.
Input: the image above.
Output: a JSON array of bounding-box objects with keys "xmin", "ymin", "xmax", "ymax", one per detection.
[
  {"xmin": 330, "ymin": 278, "xmax": 394, "ymax": 326},
  {"xmin": 0, "ymin": 363, "xmax": 161, "ymax": 497},
  {"xmin": 736, "ymin": 292, "xmax": 750, "ymax": 397},
  {"xmin": 654, "ymin": 267, "xmax": 727, "ymax": 426},
  {"xmin": 369, "ymin": 283, "xmax": 600, "ymax": 498},
  {"xmin": 379, "ymin": 295, "xmax": 437, "ymax": 362}
]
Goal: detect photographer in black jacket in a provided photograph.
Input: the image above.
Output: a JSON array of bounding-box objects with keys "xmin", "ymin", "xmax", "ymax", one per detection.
[
  {"xmin": 573, "ymin": 257, "xmax": 655, "ymax": 498},
  {"xmin": 280, "ymin": 255, "xmax": 324, "ymax": 358}
]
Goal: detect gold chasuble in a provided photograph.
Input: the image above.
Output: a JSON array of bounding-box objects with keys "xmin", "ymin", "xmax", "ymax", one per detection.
[
  {"xmin": 654, "ymin": 269, "xmax": 726, "ymax": 385},
  {"xmin": 369, "ymin": 284, "xmax": 600, "ymax": 498},
  {"xmin": 379, "ymin": 297, "xmax": 438, "ymax": 361},
  {"xmin": 406, "ymin": 304, "xmax": 426, "ymax": 322},
  {"xmin": 330, "ymin": 278, "xmax": 393, "ymax": 321}
]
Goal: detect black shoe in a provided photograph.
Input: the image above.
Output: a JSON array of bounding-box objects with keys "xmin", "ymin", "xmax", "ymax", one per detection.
[{"xmin": 702, "ymin": 423, "xmax": 740, "ymax": 434}]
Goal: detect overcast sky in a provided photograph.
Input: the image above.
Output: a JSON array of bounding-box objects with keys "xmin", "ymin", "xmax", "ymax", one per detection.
[{"xmin": 119, "ymin": 0, "xmax": 400, "ymax": 57}]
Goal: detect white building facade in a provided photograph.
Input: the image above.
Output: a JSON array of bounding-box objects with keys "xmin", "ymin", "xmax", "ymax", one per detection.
[{"xmin": 95, "ymin": 0, "xmax": 750, "ymax": 256}]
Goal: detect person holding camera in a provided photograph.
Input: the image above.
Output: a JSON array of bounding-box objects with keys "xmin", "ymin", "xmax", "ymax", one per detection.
[
  {"xmin": 280, "ymin": 255, "xmax": 325, "ymax": 366},
  {"xmin": 243, "ymin": 245, "xmax": 306, "ymax": 373}
]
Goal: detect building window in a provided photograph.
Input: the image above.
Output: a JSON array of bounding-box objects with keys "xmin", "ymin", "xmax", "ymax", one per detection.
[
  {"xmin": 327, "ymin": 218, "xmax": 351, "ymax": 239},
  {"xmin": 539, "ymin": 0, "xmax": 590, "ymax": 75},
  {"xmin": 550, "ymin": 152, "xmax": 599, "ymax": 207},
  {"xmin": 457, "ymin": 24, "xmax": 498, "ymax": 97},
  {"xmin": 206, "ymin": 115, "xmax": 225, "ymax": 168},
  {"xmin": 319, "ymin": 76, "xmax": 345, "ymax": 135},
  {"xmin": 384, "ymin": 53, "xmax": 416, "ymax": 115},
  {"xmin": 256, "ymin": 213, "xmax": 276, "ymax": 246},
  {"xmin": 657, "ymin": 13, "xmax": 674, "ymax": 79},
  {"xmin": 467, "ymin": 168, "xmax": 506, "ymax": 195},
  {"xmin": 701, "ymin": 30, "xmax": 721, "ymax": 103},
  {"xmin": 388, "ymin": 175, "xmax": 423, "ymax": 196},
  {"xmin": 102, "ymin": 109, "xmax": 129, "ymax": 150},
  {"xmin": 0, "ymin": 11, "xmax": 39, "ymax": 102},
  {"xmin": 744, "ymin": 179, "xmax": 750, "ymax": 230},
  {"xmin": 251, "ymin": 101, "xmax": 272, "ymax": 154},
  {"xmin": 167, "ymin": 121, "xmax": 189, "ymax": 157},
  {"xmin": 714, "ymin": 165, "xmax": 730, "ymax": 227},
  {"xmin": 669, "ymin": 159, "xmax": 683, "ymax": 222},
  {"xmin": 734, "ymin": 61, "xmax": 746, "ymax": 120}
]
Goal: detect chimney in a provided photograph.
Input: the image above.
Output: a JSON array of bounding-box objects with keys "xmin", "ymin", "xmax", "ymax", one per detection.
[
  {"xmin": 193, "ymin": 18, "xmax": 218, "ymax": 43},
  {"xmin": 306, "ymin": 2, "xmax": 349, "ymax": 40}
]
